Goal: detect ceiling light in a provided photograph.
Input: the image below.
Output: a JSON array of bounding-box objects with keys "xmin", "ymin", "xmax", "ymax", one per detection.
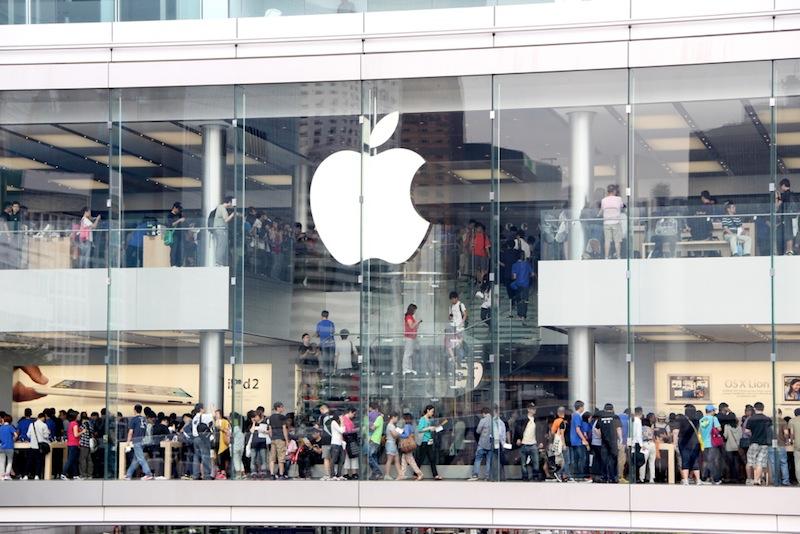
[
  {"xmin": 453, "ymin": 169, "xmax": 511, "ymax": 181},
  {"xmin": 642, "ymin": 335, "xmax": 702, "ymax": 342},
  {"xmin": 777, "ymin": 132, "xmax": 800, "ymax": 146},
  {"xmin": 30, "ymin": 133, "xmax": 104, "ymax": 149},
  {"xmin": 776, "ymin": 335, "xmax": 800, "ymax": 341},
  {"xmin": 134, "ymin": 330, "xmax": 199, "ymax": 338},
  {"xmin": 634, "ymin": 114, "xmax": 687, "ymax": 130},
  {"xmin": 250, "ymin": 175, "xmax": 292, "ymax": 186},
  {"xmin": 0, "ymin": 157, "xmax": 53, "ymax": 170},
  {"xmin": 751, "ymin": 324, "xmax": 800, "ymax": 334},
  {"xmin": 646, "ymin": 137, "xmax": 705, "ymax": 151},
  {"xmin": 146, "ymin": 131, "xmax": 203, "ymax": 146},
  {"xmin": 90, "ymin": 155, "xmax": 157, "ymax": 168},
  {"xmin": 784, "ymin": 157, "xmax": 800, "ymax": 169},
  {"xmin": 149, "ymin": 177, "xmax": 201, "ymax": 188},
  {"xmin": 49, "ymin": 178, "xmax": 109, "ymax": 190},
  {"xmin": 631, "ymin": 326, "xmax": 684, "ymax": 334},
  {"xmin": 593, "ymin": 165, "xmax": 617, "ymax": 177},
  {"xmin": 666, "ymin": 161, "xmax": 723, "ymax": 173},
  {"xmin": 758, "ymin": 108, "xmax": 800, "ymax": 125}
]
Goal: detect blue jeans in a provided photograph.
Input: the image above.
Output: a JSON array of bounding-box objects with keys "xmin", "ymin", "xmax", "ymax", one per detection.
[
  {"xmin": 192, "ymin": 436, "xmax": 212, "ymax": 480},
  {"xmin": 473, "ymin": 447, "xmax": 492, "ymax": 478},
  {"xmin": 519, "ymin": 445, "xmax": 540, "ymax": 480},
  {"xmin": 368, "ymin": 442, "xmax": 383, "ymax": 477},
  {"xmin": 571, "ymin": 445, "xmax": 587, "ymax": 479},
  {"xmin": 126, "ymin": 442, "xmax": 152, "ymax": 478},
  {"xmin": 65, "ymin": 446, "xmax": 79, "ymax": 478},
  {"xmin": 768, "ymin": 447, "xmax": 790, "ymax": 486},
  {"xmin": 559, "ymin": 443, "xmax": 572, "ymax": 479}
]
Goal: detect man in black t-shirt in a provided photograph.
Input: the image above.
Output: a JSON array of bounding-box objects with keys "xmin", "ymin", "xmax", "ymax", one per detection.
[
  {"xmin": 268, "ymin": 402, "xmax": 289, "ymax": 479},
  {"xmin": 166, "ymin": 201, "xmax": 185, "ymax": 267},
  {"xmin": 597, "ymin": 403, "xmax": 622, "ymax": 483},
  {"xmin": 674, "ymin": 405, "xmax": 701, "ymax": 485},
  {"xmin": 745, "ymin": 401, "xmax": 772, "ymax": 485},
  {"xmin": 317, "ymin": 404, "xmax": 333, "ymax": 480}
]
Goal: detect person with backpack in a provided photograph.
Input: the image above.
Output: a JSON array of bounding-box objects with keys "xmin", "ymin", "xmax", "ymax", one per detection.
[
  {"xmin": 124, "ymin": 404, "xmax": 153, "ymax": 480},
  {"xmin": 191, "ymin": 403, "xmax": 214, "ymax": 480},
  {"xmin": 699, "ymin": 404, "xmax": 723, "ymax": 484},
  {"xmin": 674, "ymin": 404, "xmax": 702, "ymax": 485}
]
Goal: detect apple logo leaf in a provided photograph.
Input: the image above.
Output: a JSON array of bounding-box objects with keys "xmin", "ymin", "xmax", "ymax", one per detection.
[{"xmin": 369, "ymin": 111, "xmax": 399, "ymax": 150}]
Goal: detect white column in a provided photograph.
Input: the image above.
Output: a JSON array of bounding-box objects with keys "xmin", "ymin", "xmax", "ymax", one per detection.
[
  {"xmin": 568, "ymin": 110, "xmax": 595, "ymax": 407},
  {"xmin": 200, "ymin": 123, "xmax": 226, "ymax": 412}
]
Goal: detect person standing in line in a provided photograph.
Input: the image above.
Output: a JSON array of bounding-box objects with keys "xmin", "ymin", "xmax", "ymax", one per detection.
[
  {"xmin": 417, "ymin": 405, "xmax": 443, "ymax": 480},
  {"xmin": 166, "ymin": 201, "xmax": 186, "ymax": 267},
  {"xmin": 268, "ymin": 402, "xmax": 289, "ymax": 480},
  {"xmin": 316, "ymin": 310, "xmax": 336, "ymax": 379},
  {"xmin": 27, "ymin": 412, "xmax": 49, "ymax": 480},
  {"xmin": 597, "ymin": 404, "xmax": 622, "ymax": 483},
  {"xmin": 617, "ymin": 408, "xmax": 631, "ymax": 483},
  {"xmin": 125, "ymin": 404, "xmax": 153, "ymax": 481},
  {"xmin": 62, "ymin": 411, "xmax": 82, "ymax": 480},
  {"xmin": 367, "ymin": 402, "xmax": 384, "ymax": 480},
  {"xmin": 402, "ymin": 304, "xmax": 421, "ymax": 376},
  {"xmin": 600, "ymin": 184, "xmax": 625, "ymax": 259},
  {"xmin": 16, "ymin": 408, "xmax": 34, "ymax": 480},
  {"xmin": 514, "ymin": 403, "xmax": 541, "ymax": 481},
  {"xmin": 213, "ymin": 196, "xmax": 235, "ymax": 266},
  {"xmin": 213, "ymin": 409, "xmax": 231, "ymax": 480},
  {"xmin": 317, "ymin": 403, "xmax": 333, "ymax": 480},
  {"xmin": 384, "ymin": 412, "xmax": 402, "ymax": 480},
  {"xmin": 788, "ymin": 408, "xmax": 800, "ymax": 486},
  {"xmin": 329, "ymin": 411, "xmax": 346, "ymax": 480},
  {"xmin": 745, "ymin": 401, "xmax": 772, "ymax": 486},
  {"xmin": 638, "ymin": 408, "xmax": 656, "ymax": 484},
  {"xmin": 768, "ymin": 408, "xmax": 790, "ymax": 486},
  {"xmin": 249, "ymin": 412, "xmax": 268, "ymax": 479},
  {"xmin": 548, "ymin": 406, "xmax": 569, "ymax": 482},
  {"xmin": 78, "ymin": 207, "xmax": 100, "ymax": 269},
  {"xmin": 0, "ymin": 416, "xmax": 16, "ymax": 480},
  {"xmin": 191, "ymin": 403, "xmax": 214, "ymax": 481},
  {"xmin": 570, "ymin": 400, "xmax": 590, "ymax": 482},
  {"xmin": 674, "ymin": 404, "xmax": 702, "ymax": 485},
  {"xmin": 723, "ymin": 415, "xmax": 743, "ymax": 483},
  {"xmin": 698, "ymin": 404, "xmax": 722, "ymax": 484},
  {"xmin": 78, "ymin": 412, "xmax": 93, "ymax": 480}
]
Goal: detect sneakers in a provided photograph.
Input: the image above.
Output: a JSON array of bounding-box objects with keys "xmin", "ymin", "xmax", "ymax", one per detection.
[
  {"xmin": 59, "ymin": 474, "xmax": 68, "ymax": 480},
  {"xmin": 553, "ymin": 472, "xmax": 563, "ymax": 482},
  {"xmin": 181, "ymin": 474, "xmax": 192, "ymax": 480},
  {"xmin": 141, "ymin": 475, "xmax": 154, "ymax": 481},
  {"xmin": 320, "ymin": 476, "xmax": 331, "ymax": 481},
  {"xmin": 123, "ymin": 476, "xmax": 131, "ymax": 481},
  {"xmin": 467, "ymin": 475, "xmax": 479, "ymax": 481},
  {"xmin": 681, "ymin": 479, "xmax": 690, "ymax": 486},
  {"xmin": 697, "ymin": 479, "xmax": 711, "ymax": 485},
  {"xmin": 618, "ymin": 478, "xmax": 629, "ymax": 484}
]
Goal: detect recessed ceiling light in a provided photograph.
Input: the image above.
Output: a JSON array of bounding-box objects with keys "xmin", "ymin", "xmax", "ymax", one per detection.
[
  {"xmin": 145, "ymin": 131, "xmax": 203, "ymax": 146},
  {"xmin": 0, "ymin": 157, "xmax": 53, "ymax": 170},
  {"xmin": 783, "ymin": 157, "xmax": 800, "ymax": 169},
  {"xmin": 634, "ymin": 114, "xmax": 687, "ymax": 130},
  {"xmin": 249, "ymin": 175, "xmax": 293, "ymax": 186},
  {"xmin": 453, "ymin": 169, "xmax": 512, "ymax": 181},
  {"xmin": 666, "ymin": 161, "xmax": 723, "ymax": 173},
  {"xmin": 150, "ymin": 177, "xmax": 201, "ymax": 188},
  {"xmin": 593, "ymin": 165, "xmax": 617, "ymax": 177},
  {"xmin": 778, "ymin": 132, "xmax": 800, "ymax": 146},
  {"xmin": 646, "ymin": 137, "xmax": 705, "ymax": 151},
  {"xmin": 90, "ymin": 155, "xmax": 157, "ymax": 168},
  {"xmin": 49, "ymin": 178, "xmax": 109, "ymax": 190},
  {"xmin": 642, "ymin": 334, "xmax": 702, "ymax": 342},
  {"xmin": 226, "ymin": 154, "xmax": 261, "ymax": 166},
  {"xmin": 30, "ymin": 133, "xmax": 104, "ymax": 149},
  {"xmin": 758, "ymin": 108, "xmax": 800, "ymax": 125}
]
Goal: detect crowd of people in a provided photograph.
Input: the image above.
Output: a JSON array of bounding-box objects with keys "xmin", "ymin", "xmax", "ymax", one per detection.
[{"xmin": 1, "ymin": 398, "xmax": 797, "ymax": 486}]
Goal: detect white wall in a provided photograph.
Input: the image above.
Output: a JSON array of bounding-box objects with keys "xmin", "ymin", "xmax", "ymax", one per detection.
[{"xmin": 0, "ymin": 267, "xmax": 229, "ymax": 332}]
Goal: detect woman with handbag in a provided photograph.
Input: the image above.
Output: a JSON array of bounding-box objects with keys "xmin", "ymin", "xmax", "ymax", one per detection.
[
  {"xmin": 398, "ymin": 413, "xmax": 423, "ymax": 481},
  {"xmin": 27, "ymin": 412, "xmax": 50, "ymax": 480}
]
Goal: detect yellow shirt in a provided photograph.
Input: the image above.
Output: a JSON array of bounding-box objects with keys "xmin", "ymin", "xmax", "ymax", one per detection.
[{"xmin": 216, "ymin": 419, "xmax": 231, "ymax": 454}]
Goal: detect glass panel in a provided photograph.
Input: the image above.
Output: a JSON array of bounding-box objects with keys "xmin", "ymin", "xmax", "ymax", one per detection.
[
  {"xmin": 236, "ymin": 0, "xmax": 365, "ymax": 16},
  {"xmin": 108, "ymin": 86, "xmax": 237, "ymax": 480},
  {"xmin": 31, "ymin": 0, "xmax": 113, "ymax": 23},
  {"xmin": 367, "ymin": 0, "xmax": 489, "ymax": 11},
  {"xmin": 0, "ymin": 89, "xmax": 110, "ymax": 480},
  {"xmin": 118, "ymin": 0, "xmax": 202, "ymax": 21},
  {"xmin": 238, "ymin": 81, "xmax": 363, "ymax": 480},
  {"xmin": 0, "ymin": 0, "xmax": 26, "ymax": 24},
  {"xmin": 774, "ymin": 58, "xmax": 800, "ymax": 488},
  {"xmin": 631, "ymin": 61, "xmax": 774, "ymax": 486},
  {"xmin": 495, "ymin": 69, "xmax": 630, "ymax": 483},
  {"xmin": 362, "ymin": 76, "xmax": 493, "ymax": 481}
]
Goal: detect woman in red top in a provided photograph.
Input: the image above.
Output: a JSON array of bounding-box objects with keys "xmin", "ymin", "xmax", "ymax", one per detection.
[
  {"xmin": 63, "ymin": 410, "xmax": 84, "ymax": 480},
  {"xmin": 472, "ymin": 222, "xmax": 491, "ymax": 283},
  {"xmin": 403, "ymin": 304, "xmax": 421, "ymax": 375}
]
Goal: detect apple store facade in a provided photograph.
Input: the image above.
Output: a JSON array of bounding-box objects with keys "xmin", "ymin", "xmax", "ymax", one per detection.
[{"xmin": 4, "ymin": 60, "xmax": 800, "ymax": 489}]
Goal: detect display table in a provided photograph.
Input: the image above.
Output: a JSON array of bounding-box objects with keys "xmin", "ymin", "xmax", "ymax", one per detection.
[
  {"xmin": 657, "ymin": 442, "xmax": 676, "ymax": 484},
  {"xmin": 27, "ymin": 237, "xmax": 71, "ymax": 269},
  {"xmin": 143, "ymin": 236, "xmax": 171, "ymax": 267},
  {"xmin": 15, "ymin": 440, "xmax": 67, "ymax": 480},
  {"xmin": 118, "ymin": 439, "xmax": 182, "ymax": 479}
]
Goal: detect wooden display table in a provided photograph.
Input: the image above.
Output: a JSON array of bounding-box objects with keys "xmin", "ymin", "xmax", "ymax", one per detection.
[
  {"xmin": 14, "ymin": 441, "xmax": 67, "ymax": 480},
  {"xmin": 118, "ymin": 439, "xmax": 183, "ymax": 479},
  {"xmin": 143, "ymin": 235, "xmax": 171, "ymax": 268},
  {"xmin": 27, "ymin": 237, "xmax": 71, "ymax": 269}
]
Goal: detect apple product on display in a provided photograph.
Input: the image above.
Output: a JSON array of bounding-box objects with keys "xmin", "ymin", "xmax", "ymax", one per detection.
[
  {"xmin": 310, "ymin": 111, "xmax": 430, "ymax": 265},
  {"xmin": 32, "ymin": 379, "xmax": 194, "ymax": 405}
]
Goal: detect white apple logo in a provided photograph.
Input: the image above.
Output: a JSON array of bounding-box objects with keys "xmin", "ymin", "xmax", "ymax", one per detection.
[{"xmin": 309, "ymin": 111, "xmax": 430, "ymax": 266}]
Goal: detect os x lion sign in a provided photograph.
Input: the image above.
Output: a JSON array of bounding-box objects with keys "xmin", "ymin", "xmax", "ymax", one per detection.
[{"xmin": 309, "ymin": 111, "xmax": 430, "ymax": 266}]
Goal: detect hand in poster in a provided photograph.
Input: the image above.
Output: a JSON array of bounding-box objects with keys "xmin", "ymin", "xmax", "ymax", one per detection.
[{"xmin": 12, "ymin": 365, "xmax": 49, "ymax": 402}]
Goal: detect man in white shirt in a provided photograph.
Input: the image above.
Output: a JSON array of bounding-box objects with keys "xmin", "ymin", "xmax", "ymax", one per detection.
[
  {"xmin": 449, "ymin": 291, "xmax": 467, "ymax": 333},
  {"xmin": 515, "ymin": 403, "xmax": 540, "ymax": 481},
  {"xmin": 514, "ymin": 230, "xmax": 531, "ymax": 260},
  {"xmin": 600, "ymin": 184, "xmax": 624, "ymax": 259},
  {"xmin": 191, "ymin": 403, "xmax": 214, "ymax": 480}
]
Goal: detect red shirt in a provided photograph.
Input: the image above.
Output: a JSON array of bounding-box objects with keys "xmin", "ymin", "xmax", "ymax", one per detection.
[
  {"xmin": 404, "ymin": 314, "xmax": 418, "ymax": 339},
  {"xmin": 472, "ymin": 232, "xmax": 490, "ymax": 257},
  {"xmin": 67, "ymin": 421, "xmax": 80, "ymax": 447}
]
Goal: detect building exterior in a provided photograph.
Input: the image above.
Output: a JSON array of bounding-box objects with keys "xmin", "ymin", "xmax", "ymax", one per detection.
[{"xmin": 0, "ymin": 1, "xmax": 800, "ymax": 532}]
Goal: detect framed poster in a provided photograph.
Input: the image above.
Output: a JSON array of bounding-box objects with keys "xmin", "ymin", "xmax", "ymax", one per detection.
[
  {"xmin": 784, "ymin": 375, "xmax": 800, "ymax": 402},
  {"xmin": 669, "ymin": 375, "xmax": 710, "ymax": 402}
]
